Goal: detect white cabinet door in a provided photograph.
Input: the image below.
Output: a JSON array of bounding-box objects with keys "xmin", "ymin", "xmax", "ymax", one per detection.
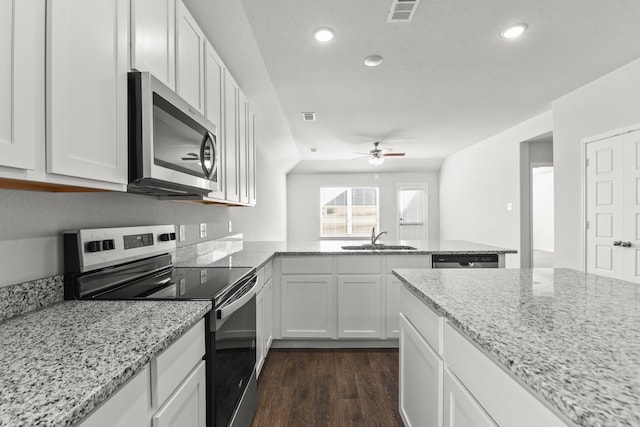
[
  {"xmin": 281, "ymin": 275, "xmax": 335, "ymax": 338},
  {"xmin": 238, "ymin": 90, "xmax": 249, "ymax": 204},
  {"xmin": 224, "ymin": 73, "xmax": 239, "ymax": 202},
  {"xmin": 399, "ymin": 313, "xmax": 443, "ymax": 427},
  {"xmin": 46, "ymin": 0, "xmax": 128, "ymax": 184},
  {"xmin": 385, "ymin": 276, "xmax": 401, "ymax": 338},
  {"xmin": 175, "ymin": 0, "xmax": 205, "ymax": 113},
  {"xmin": 0, "ymin": 0, "xmax": 41, "ymax": 171},
  {"xmin": 264, "ymin": 277, "xmax": 273, "ymax": 350},
  {"xmin": 152, "ymin": 360, "xmax": 207, "ymax": 427},
  {"xmin": 443, "ymin": 368, "xmax": 497, "ymax": 427},
  {"xmin": 204, "ymin": 41, "xmax": 225, "ymax": 200},
  {"xmin": 131, "ymin": 0, "xmax": 175, "ymax": 89},
  {"xmin": 247, "ymin": 107, "xmax": 257, "ymax": 206},
  {"xmin": 79, "ymin": 365, "xmax": 151, "ymax": 427},
  {"xmin": 337, "ymin": 275, "xmax": 382, "ymax": 338},
  {"xmin": 256, "ymin": 286, "xmax": 265, "ymax": 377}
]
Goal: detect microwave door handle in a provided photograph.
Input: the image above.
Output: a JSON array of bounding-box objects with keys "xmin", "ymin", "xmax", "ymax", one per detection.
[{"xmin": 199, "ymin": 132, "xmax": 215, "ymax": 178}]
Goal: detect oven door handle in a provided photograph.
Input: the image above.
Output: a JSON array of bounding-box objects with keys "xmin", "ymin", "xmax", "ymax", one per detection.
[{"xmin": 216, "ymin": 275, "xmax": 258, "ymax": 320}]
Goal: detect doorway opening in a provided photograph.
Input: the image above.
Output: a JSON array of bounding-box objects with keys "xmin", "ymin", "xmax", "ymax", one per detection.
[
  {"xmin": 519, "ymin": 132, "xmax": 554, "ymax": 268},
  {"xmin": 531, "ymin": 166, "xmax": 554, "ymax": 267}
]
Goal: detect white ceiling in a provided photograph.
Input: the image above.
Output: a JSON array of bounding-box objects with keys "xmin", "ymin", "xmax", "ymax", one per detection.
[{"xmin": 235, "ymin": 0, "xmax": 640, "ymax": 173}]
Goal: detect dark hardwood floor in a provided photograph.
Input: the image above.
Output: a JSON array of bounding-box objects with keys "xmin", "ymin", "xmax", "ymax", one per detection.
[{"xmin": 251, "ymin": 349, "xmax": 403, "ymax": 427}]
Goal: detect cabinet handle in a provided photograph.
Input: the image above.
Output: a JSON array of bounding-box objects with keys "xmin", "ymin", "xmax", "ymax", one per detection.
[
  {"xmin": 621, "ymin": 241, "xmax": 632, "ymax": 248},
  {"xmin": 613, "ymin": 240, "xmax": 622, "ymax": 246}
]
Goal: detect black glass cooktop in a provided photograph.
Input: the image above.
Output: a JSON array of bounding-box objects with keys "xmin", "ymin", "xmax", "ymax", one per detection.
[{"xmin": 93, "ymin": 266, "xmax": 253, "ymax": 306}]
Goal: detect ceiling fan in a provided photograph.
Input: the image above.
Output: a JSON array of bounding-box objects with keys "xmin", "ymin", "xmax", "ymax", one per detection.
[{"xmin": 353, "ymin": 141, "xmax": 406, "ymax": 165}]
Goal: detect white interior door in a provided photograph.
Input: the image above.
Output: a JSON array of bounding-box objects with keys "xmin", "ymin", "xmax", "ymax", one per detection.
[
  {"xmin": 622, "ymin": 130, "xmax": 640, "ymax": 282},
  {"xmin": 585, "ymin": 128, "xmax": 640, "ymax": 282},
  {"xmin": 397, "ymin": 184, "xmax": 428, "ymax": 241}
]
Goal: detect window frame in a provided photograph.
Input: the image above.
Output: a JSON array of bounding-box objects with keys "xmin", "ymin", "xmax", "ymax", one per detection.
[{"xmin": 319, "ymin": 186, "xmax": 380, "ymax": 238}]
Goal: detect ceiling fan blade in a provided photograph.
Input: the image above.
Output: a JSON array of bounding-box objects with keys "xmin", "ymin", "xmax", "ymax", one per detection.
[
  {"xmin": 382, "ymin": 152, "xmax": 406, "ymax": 157},
  {"xmin": 181, "ymin": 157, "xmax": 199, "ymax": 161},
  {"xmin": 351, "ymin": 155, "xmax": 371, "ymax": 160},
  {"xmin": 352, "ymin": 152, "xmax": 371, "ymax": 155}
]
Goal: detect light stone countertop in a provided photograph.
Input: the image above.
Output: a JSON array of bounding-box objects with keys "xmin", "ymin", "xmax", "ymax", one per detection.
[
  {"xmin": 0, "ymin": 299, "xmax": 211, "ymax": 427},
  {"xmin": 176, "ymin": 239, "xmax": 516, "ymax": 269},
  {"xmin": 393, "ymin": 267, "xmax": 640, "ymax": 427}
]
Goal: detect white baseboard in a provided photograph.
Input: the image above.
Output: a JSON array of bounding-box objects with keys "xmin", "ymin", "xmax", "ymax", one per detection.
[{"xmin": 271, "ymin": 339, "xmax": 399, "ymax": 349}]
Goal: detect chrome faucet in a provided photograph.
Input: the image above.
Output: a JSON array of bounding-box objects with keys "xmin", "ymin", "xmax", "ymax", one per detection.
[{"xmin": 371, "ymin": 227, "xmax": 387, "ymax": 245}]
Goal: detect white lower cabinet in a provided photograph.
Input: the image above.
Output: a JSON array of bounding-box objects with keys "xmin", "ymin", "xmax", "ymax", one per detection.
[
  {"xmin": 337, "ymin": 275, "xmax": 382, "ymax": 338},
  {"xmin": 152, "ymin": 361, "xmax": 207, "ymax": 427},
  {"xmin": 78, "ymin": 365, "xmax": 151, "ymax": 427},
  {"xmin": 385, "ymin": 276, "xmax": 401, "ymax": 338},
  {"xmin": 78, "ymin": 319, "xmax": 206, "ymax": 427},
  {"xmin": 399, "ymin": 313, "xmax": 443, "ymax": 427},
  {"xmin": 256, "ymin": 282, "xmax": 265, "ymax": 374},
  {"xmin": 281, "ymin": 275, "xmax": 335, "ymax": 338},
  {"xmin": 443, "ymin": 368, "xmax": 497, "ymax": 427}
]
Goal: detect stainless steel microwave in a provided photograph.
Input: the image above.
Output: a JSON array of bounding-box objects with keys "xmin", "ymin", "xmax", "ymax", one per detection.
[{"xmin": 127, "ymin": 72, "xmax": 220, "ymax": 196}]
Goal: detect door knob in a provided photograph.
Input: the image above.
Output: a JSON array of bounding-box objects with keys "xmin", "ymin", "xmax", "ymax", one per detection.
[
  {"xmin": 613, "ymin": 240, "xmax": 622, "ymax": 246},
  {"xmin": 621, "ymin": 241, "xmax": 632, "ymax": 248}
]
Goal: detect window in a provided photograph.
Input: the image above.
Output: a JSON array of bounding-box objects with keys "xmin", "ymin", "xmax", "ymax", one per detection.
[{"xmin": 320, "ymin": 187, "xmax": 379, "ymax": 237}]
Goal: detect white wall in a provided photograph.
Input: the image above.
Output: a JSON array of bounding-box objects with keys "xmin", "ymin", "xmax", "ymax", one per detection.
[
  {"xmin": 230, "ymin": 146, "xmax": 288, "ymax": 240},
  {"xmin": 287, "ymin": 172, "xmax": 439, "ymax": 242},
  {"xmin": 439, "ymin": 111, "xmax": 553, "ymax": 267},
  {"xmin": 553, "ymin": 57, "xmax": 640, "ymax": 269},
  {"xmin": 532, "ymin": 167, "xmax": 554, "ymax": 252}
]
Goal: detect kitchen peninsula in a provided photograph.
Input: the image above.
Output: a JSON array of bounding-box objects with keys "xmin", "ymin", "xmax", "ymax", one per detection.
[{"xmin": 393, "ymin": 267, "xmax": 640, "ymax": 427}]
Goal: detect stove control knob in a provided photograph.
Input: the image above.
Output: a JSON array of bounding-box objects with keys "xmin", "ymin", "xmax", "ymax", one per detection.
[
  {"xmin": 159, "ymin": 233, "xmax": 176, "ymax": 241},
  {"xmin": 86, "ymin": 240, "xmax": 102, "ymax": 252},
  {"xmin": 102, "ymin": 239, "xmax": 115, "ymax": 250}
]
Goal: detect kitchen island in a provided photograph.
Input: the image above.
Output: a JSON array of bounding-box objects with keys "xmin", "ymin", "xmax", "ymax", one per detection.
[{"xmin": 393, "ymin": 267, "xmax": 640, "ymax": 427}]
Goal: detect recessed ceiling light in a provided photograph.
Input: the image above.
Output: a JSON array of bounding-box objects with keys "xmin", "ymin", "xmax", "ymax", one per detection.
[
  {"xmin": 501, "ymin": 23, "xmax": 527, "ymax": 39},
  {"xmin": 313, "ymin": 28, "xmax": 335, "ymax": 42},
  {"xmin": 364, "ymin": 55, "xmax": 383, "ymax": 67}
]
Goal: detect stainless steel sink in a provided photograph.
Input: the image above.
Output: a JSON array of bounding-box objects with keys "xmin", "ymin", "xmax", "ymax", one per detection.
[{"xmin": 341, "ymin": 244, "xmax": 417, "ymax": 251}]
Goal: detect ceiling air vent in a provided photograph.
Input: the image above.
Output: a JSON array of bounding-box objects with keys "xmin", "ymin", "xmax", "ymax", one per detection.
[
  {"xmin": 387, "ymin": 0, "xmax": 420, "ymax": 23},
  {"xmin": 302, "ymin": 112, "xmax": 316, "ymax": 121}
]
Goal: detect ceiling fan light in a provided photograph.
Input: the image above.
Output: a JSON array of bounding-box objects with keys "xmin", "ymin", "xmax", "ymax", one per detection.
[{"xmin": 368, "ymin": 156, "xmax": 385, "ymax": 166}]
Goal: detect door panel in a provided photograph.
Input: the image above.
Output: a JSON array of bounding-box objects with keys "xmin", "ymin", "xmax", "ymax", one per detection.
[{"xmin": 397, "ymin": 184, "xmax": 428, "ymax": 240}]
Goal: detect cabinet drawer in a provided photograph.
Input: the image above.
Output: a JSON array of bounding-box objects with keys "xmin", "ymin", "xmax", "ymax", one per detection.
[
  {"xmin": 337, "ymin": 255, "xmax": 381, "ymax": 274},
  {"xmin": 444, "ymin": 323, "xmax": 566, "ymax": 427},
  {"xmin": 399, "ymin": 285, "xmax": 443, "ymax": 354},
  {"xmin": 151, "ymin": 318, "xmax": 206, "ymax": 407},
  {"xmin": 152, "ymin": 360, "xmax": 206, "ymax": 427},
  {"xmin": 385, "ymin": 255, "xmax": 431, "ymax": 273},
  {"xmin": 281, "ymin": 256, "xmax": 332, "ymax": 274}
]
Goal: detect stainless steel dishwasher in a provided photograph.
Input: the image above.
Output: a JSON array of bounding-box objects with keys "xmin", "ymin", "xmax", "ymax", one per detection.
[{"xmin": 432, "ymin": 254, "xmax": 499, "ymax": 268}]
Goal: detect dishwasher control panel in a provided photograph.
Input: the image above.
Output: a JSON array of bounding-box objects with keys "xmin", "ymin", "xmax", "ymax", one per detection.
[{"xmin": 432, "ymin": 254, "xmax": 499, "ymax": 268}]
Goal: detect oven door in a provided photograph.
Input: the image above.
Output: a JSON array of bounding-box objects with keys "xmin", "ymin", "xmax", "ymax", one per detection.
[
  {"xmin": 128, "ymin": 72, "xmax": 220, "ymax": 195},
  {"xmin": 213, "ymin": 279, "xmax": 257, "ymax": 427}
]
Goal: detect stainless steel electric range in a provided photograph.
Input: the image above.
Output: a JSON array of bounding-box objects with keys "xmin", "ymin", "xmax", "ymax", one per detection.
[{"xmin": 63, "ymin": 225, "xmax": 257, "ymax": 427}]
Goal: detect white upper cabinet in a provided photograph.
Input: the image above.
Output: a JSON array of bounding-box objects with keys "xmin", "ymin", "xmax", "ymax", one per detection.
[
  {"xmin": 248, "ymin": 108, "xmax": 256, "ymax": 206},
  {"xmin": 204, "ymin": 41, "xmax": 225, "ymax": 200},
  {"xmin": 131, "ymin": 0, "xmax": 176, "ymax": 90},
  {"xmin": 224, "ymin": 73, "xmax": 240, "ymax": 202},
  {"xmin": 238, "ymin": 90, "xmax": 249, "ymax": 204},
  {"xmin": 46, "ymin": 0, "xmax": 129, "ymax": 185},
  {"xmin": 0, "ymin": 0, "xmax": 41, "ymax": 172},
  {"xmin": 175, "ymin": 0, "xmax": 205, "ymax": 113}
]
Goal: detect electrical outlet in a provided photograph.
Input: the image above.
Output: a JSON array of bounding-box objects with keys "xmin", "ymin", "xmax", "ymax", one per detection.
[
  {"xmin": 506, "ymin": 202, "xmax": 513, "ymax": 211},
  {"xmin": 200, "ymin": 223, "xmax": 207, "ymax": 238},
  {"xmin": 179, "ymin": 225, "xmax": 186, "ymax": 242},
  {"xmin": 228, "ymin": 221, "xmax": 232, "ymax": 233}
]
